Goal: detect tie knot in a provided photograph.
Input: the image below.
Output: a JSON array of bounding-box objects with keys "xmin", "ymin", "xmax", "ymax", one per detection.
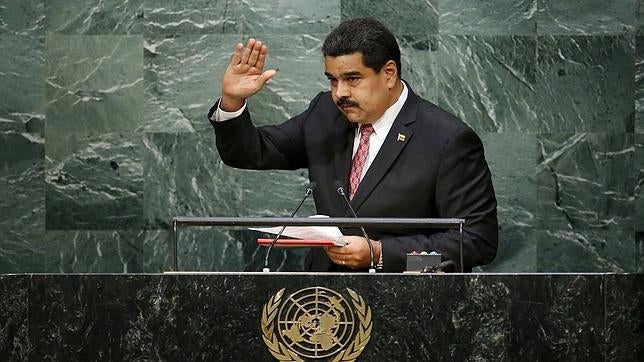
[{"xmin": 360, "ymin": 124, "xmax": 373, "ymax": 136}]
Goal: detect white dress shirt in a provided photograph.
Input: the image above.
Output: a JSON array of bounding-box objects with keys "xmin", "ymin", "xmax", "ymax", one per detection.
[{"xmin": 351, "ymin": 82, "xmax": 408, "ymax": 181}]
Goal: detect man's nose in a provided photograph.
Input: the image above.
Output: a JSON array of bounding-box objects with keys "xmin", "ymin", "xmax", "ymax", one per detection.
[{"xmin": 335, "ymin": 81, "xmax": 350, "ymax": 98}]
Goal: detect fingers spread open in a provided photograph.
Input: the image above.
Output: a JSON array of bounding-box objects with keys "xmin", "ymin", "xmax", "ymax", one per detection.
[
  {"xmin": 230, "ymin": 43, "xmax": 243, "ymax": 65},
  {"xmin": 247, "ymin": 40, "xmax": 261, "ymax": 66},
  {"xmin": 256, "ymin": 45, "xmax": 268, "ymax": 71},
  {"xmin": 240, "ymin": 38, "xmax": 255, "ymax": 64}
]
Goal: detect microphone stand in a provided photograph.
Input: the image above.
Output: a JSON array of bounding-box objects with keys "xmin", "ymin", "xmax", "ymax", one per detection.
[
  {"xmin": 459, "ymin": 222, "xmax": 464, "ymax": 272},
  {"xmin": 262, "ymin": 182, "xmax": 316, "ymax": 272},
  {"xmin": 334, "ymin": 181, "xmax": 376, "ymax": 273}
]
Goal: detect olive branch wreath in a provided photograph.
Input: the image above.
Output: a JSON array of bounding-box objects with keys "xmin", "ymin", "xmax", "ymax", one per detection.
[{"xmin": 260, "ymin": 287, "xmax": 372, "ymax": 362}]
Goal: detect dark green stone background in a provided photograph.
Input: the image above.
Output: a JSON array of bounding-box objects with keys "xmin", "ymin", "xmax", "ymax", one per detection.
[{"xmin": 1, "ymin": 0, "xmax": 642, "ymax": 273}]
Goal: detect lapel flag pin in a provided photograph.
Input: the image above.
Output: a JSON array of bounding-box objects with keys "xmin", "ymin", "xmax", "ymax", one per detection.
[{"xmin": 397, "ymin": 133, "xmax": 406, "ymax": 142}]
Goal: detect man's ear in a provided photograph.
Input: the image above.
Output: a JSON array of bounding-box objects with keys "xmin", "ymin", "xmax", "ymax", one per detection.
[
  {"xmin": 383, "ymin": 60, "xmax": 398, "ymax": 87},
  {"xmin": 383, "ymin": 61, "xmax": 397, "ymax": 77}
]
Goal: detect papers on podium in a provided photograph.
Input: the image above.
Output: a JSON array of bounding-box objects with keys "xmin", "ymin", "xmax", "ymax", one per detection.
[{"xmin": 252, "ymin": 215, "xmax": 347, "ymax": 248}]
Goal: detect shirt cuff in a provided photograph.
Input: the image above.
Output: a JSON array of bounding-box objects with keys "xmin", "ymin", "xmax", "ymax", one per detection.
[{"xmin": 210, "ymin": 99, "xmax": 247, "ymax": 122}]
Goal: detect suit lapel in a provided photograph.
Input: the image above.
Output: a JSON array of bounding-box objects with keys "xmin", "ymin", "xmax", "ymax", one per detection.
[
  {"xmin": 351, "ymin": 91, "xmax": 419, "ymax": 211},
  {"xmin": 333, "ymin": 114, "xmax": 356, "ymax": 192}
]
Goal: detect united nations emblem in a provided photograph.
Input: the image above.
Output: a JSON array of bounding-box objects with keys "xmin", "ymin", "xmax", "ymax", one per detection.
[{"xmin": 261, "ymin": 287, "xmax": 372, "ymax": 361}]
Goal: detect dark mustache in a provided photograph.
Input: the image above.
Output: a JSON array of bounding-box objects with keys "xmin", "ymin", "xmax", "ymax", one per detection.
[{"xmin": 336, "ymin": 98, "xmax": 358, "ymax": 108}]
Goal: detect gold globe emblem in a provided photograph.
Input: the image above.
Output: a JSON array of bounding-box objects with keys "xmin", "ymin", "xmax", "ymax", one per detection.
[{"xmin": 261, "ymin": 287, "xmax": 372, "ymax": 361}]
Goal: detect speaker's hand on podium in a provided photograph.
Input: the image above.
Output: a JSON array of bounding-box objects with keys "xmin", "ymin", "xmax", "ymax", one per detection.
[{"xmin": 326, "ymin": 236, "xmax": 381, "ymax": 269}]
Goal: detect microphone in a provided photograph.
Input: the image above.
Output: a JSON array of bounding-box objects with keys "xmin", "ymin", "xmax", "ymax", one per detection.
[
  {"xmin": 262, "ymin": 182, "xmax": 317, "ymax": 272},
  {"xmin": 333, "ymin": 181, "xmax": 376, "ymax": 273}
]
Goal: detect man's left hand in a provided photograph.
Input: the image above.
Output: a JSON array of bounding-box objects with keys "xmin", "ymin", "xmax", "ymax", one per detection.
[{"xmin": 325, "ymin": 236, "xmax": 380, "ymax": 269}]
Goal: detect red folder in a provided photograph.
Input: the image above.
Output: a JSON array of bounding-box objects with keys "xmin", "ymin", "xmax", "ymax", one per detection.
[{"xmin": 257, "ymin": 238, "xmax": 337, "ymax": 248}]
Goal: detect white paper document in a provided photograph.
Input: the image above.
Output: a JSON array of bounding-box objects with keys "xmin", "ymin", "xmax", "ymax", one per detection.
[{"xmin": 250, "ymin": 215, "xmax": 347, "ymax": 246}]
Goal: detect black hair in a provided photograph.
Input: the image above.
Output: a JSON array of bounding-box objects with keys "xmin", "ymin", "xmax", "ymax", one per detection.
[{"xmin": 322, "ymin": 17, "xmax": 401, "ymax": 78}]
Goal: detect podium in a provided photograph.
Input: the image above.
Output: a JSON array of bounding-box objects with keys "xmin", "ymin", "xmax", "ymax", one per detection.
[
  {"xmin": 1, "ymin": 273, "xmax": 642, "ymax": 360},
  {"xmin": 170, "ymin": 216, "xmax": 466, "ymax": 272}
]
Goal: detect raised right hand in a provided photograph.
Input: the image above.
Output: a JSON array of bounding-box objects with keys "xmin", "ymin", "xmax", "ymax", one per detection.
[{"xmin": 220, "ymin": 38, "xmax": 277, "ymax": 112}]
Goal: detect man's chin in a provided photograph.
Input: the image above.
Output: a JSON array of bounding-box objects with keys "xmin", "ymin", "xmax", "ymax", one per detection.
[{"xmin": 340, "ymin": 109, "xmax": 362, "ymax": 123}]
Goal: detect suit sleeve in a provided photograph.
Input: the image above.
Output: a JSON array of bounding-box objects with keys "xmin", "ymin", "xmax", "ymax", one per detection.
[
  {"xmin": 380, "ymin": 127, "xmax": 498, "ymax": 272},
  {"xmin": 208, "ymin": 93, "xmax": 324, "ymax": 170}
]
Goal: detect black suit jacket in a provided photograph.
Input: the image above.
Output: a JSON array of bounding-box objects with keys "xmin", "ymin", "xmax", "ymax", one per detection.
[{"xmin": 209, "ymin": 85, "xmax": 498, "ymax": 272}]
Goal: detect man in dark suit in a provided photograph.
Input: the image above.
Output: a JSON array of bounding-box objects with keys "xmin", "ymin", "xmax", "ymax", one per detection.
[{"xmin": 209, "ymin": 18, "xmax": 498, "ymax": 272}]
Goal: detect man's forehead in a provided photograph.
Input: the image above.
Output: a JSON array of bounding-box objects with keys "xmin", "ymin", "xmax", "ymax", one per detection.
[
  {"xmin": 324, "ymin": 70, "xmax": 363, "ymax": 78},
  {"xmin": 324, "ymin": 53, "xmax": 372, "ymax": 76}
]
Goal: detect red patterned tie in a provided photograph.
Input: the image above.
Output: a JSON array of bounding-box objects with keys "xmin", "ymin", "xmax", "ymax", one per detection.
[{"xmin": 349, "ymin": 124, "xmax": 374, "ymax": 200}]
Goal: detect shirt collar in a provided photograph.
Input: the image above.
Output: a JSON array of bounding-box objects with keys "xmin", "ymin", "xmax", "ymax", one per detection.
[{"xmin": 365, "ymin": 81, "xmax": 408, "ymax": 139}]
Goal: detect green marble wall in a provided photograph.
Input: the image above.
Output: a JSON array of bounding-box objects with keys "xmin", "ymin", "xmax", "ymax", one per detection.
[{"xmin": 0, "ymin": 0, "xmax": 642, "ymax": 273}]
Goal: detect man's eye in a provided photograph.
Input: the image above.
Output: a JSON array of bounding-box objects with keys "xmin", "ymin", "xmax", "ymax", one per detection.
[
  {"xmin": 329, "ymin": 79, "xmax": 338, "ymax": 86},
  {"xmin": 347, "ymin": 77, "xmax": 360, "ymax": 84}
]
